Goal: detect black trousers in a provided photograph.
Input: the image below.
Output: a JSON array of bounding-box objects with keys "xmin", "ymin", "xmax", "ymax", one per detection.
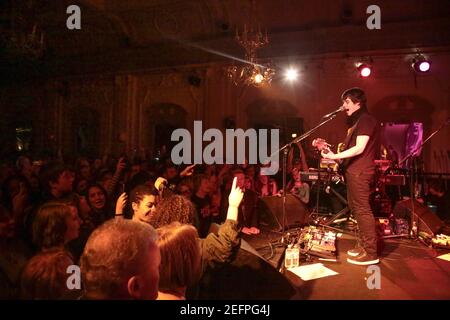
[{"xmin": 345, "ymin": 172, "xmax": 377, "ymax": 256}]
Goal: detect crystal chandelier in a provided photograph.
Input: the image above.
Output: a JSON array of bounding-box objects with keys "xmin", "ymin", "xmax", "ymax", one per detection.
[{"xmin": 226, "ymin": 1, "xmax": 275, "ymax": 87}]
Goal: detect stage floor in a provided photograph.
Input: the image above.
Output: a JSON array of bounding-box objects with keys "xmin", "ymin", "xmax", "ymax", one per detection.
[{"xmin": 243, "ymin": 227, "xmax": 450, "ymax": 300}]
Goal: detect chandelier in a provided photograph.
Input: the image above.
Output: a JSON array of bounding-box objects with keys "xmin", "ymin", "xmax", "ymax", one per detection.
[{"xmin": 226, "ymin": 1, "xmax": 275, "ymax": 87}]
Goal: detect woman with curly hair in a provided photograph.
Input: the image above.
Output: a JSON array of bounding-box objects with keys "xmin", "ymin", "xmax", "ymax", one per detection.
[
  {"xmin": 152, "ymin": 178, "xmax": 243, "ymax": 274},
  {"xmin": 150, "ymin": 194, "xmax": 197, "ymax": 229}
]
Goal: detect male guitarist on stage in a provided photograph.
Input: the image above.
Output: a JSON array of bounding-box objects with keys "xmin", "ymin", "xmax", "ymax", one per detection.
[{"xmin": 320, "ymin": 87, "xmax": 381, "ymax": 265}]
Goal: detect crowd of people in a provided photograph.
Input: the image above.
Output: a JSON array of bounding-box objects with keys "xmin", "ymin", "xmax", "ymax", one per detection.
[
  {"xmin": 0, "ymin": 151, "xmax": 304, "ymax": 299},
  {"xmin": 2, "ymin": 135, "xmax": 447, "ymax": 298}
]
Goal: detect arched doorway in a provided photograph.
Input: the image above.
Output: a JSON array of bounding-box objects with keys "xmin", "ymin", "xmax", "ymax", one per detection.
[
  {"xmin": 146, "ymin": 103, "xmax": 187, "ymax": 159},
  {"xmin": 0, "ymin": 99, "xmax": 34, "ymax": 161},
  {"xmin": 70, "ymin": 107, "xmax": 100, "ymax": 158}
]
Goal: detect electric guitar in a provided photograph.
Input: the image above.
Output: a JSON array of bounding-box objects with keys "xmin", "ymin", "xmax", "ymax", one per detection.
[
  {"xmin": 312, "ymin": 138, "xmax": 347, "ymax": 175},
  {"xmin": 312, "ymin": 118, "xmax": 360, "ymax": 176}
]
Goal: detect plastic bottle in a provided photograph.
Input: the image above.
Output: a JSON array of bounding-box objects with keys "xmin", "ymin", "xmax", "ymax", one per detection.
[
  {"xmin": 285, "ymin": 244, "xmax": 293, "ymax": 269},
  {"xmin": 411, "ymin": 221, "xmax": 418, "ymax": 238},
  {"xmin": 292, "ymin": 244, "xmax": 300, "ymax": 268},
  {"xmin": 285, "ymin": 244, "xmax": 300, "ymax": 269}
]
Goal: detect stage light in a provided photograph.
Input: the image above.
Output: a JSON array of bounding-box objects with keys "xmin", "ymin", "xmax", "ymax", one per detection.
[
  {"xmin": 291, "ymin": 133, "xmax": 297, "ymax": 138},
  {"xmin": 285, "ymin": 68, "xmax": 299, "ymax": 81},
  {"xmin": 418, "ymin": 61, "xmax": 430, "ymax": 72},
  {"xmin": 357, "ymin": 63, "xmax": 372, "ymax": 77},
  {"xmin": 253, "ymin": 73, "xmax": 264, "ymax": 84},
  {"xmin": 412, "ymin": 55, "xmax": 431, "ymax": 73}
]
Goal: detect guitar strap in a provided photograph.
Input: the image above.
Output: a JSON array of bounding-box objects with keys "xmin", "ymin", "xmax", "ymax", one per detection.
[{"xmin": 342, "ymin": 119, "xmax": 360, "ymax": 150}]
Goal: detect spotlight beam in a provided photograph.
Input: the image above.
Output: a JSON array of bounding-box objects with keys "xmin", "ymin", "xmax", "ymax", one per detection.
[{"xmin": 163, "ymin": 34, "xmax": 271, "ymax": 70}]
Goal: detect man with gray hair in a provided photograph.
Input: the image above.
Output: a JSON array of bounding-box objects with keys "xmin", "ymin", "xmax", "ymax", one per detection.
[{"xmin": 80, "ymin": 219, "xmax": 160, "ymax": 299}]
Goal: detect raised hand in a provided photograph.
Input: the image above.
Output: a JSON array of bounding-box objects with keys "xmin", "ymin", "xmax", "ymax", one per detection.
[
  {"xmin": 312, "ymin": 138, "xmax": 331, "ymax": 153},
  {"xmin": 115, "ymin": 192, "xmax": 128, "ymax": 216},
  {"xmin": 116, "ymin": 157, "xmax": 127, "ymax": 172},
  {"xmin": 180, "ymin": 164, "xmax": 196, "ymax": 177},
  {"xmin": 154, "ymin": 177, "xmax": 168, "ymax": 192},
  {"xmin": 228, "ymin": 177, "xmax": 244, "ymax": 208}
]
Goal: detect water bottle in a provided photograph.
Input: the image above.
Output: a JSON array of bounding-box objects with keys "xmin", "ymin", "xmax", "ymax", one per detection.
[
  {"xmin": 292, "ymin": 244, "xmax": 300, "ymax": 268},
  {"xmin": 285, "ymin": 244, "xmax": 293, "ymax": 269},
  {"xmin": 411, "ymin": 221, "xmax": 418, "ymax": 238}
]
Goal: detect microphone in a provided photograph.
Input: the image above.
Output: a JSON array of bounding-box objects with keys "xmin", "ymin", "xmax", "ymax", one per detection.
[{"xmin": 323, "ymin": 106, "xmax": 345, "ymax": 118}]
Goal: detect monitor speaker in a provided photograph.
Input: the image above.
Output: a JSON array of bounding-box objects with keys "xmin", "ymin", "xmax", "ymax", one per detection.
[
  {"xmin": 258, "ymin": 194, "xmax": 311, "ymax": 231},
  {"xmin": 393, "ymin": 199, "xmax": 444, "ymax": 235}
]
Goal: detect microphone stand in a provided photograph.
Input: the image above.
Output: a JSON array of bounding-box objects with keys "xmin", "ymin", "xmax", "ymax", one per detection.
[{"xmin": 270, "ymin": 114, "xmax": 340, "ymax": 244}]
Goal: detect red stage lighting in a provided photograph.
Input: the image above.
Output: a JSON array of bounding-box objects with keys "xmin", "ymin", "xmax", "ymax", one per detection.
[
  {"xmin": 357, "ymin": 64, "xmax": 372, "ymax": 77},
  {"xmin": 412, "ymin": 56, "xmax": 431, "ymax": 73}
]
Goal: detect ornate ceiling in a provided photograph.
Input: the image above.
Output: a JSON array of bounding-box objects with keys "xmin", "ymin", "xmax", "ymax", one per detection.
[{"xmin": 1, "ymin": 0, "xmax": 450, "ymax": 80}]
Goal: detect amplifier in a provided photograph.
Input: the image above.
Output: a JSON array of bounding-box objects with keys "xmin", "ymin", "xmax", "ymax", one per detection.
[{"xmin": 300, "ymin": 171, "xmax": 341, "ymax": 183}]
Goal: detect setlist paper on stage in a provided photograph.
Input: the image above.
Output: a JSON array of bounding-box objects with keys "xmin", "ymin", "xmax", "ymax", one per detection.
[
  {"xmin": 288, "ymin": 263, "xmax": 339, "ymax": 281},
  {"xmin": 437, "ymin": 253, "xmax": 450, "ymax": 262}
]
